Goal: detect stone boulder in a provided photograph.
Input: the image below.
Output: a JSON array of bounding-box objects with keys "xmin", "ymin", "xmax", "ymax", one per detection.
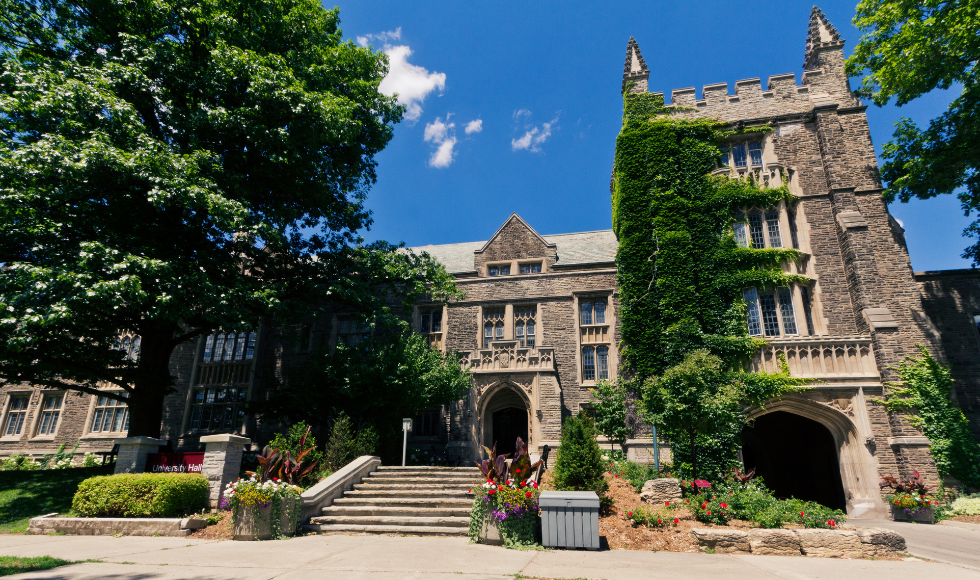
[
  {"xmin": 639, "ymin": 478, "xmax": 682, "ymax": 505},
  {"xmin": 690, "ymin": 529, "xmax": 751, "ymax": 554},
  {"xmin": 747, "ymin": 528, "xmax": 802, "ymax": 556},
  {"xmin": 795, "ymin": 529, "xmax": 864, "ymax": 558},
  {"xmin": 855, "ymin": 527, "xmax": 906, "ymax": 557}
]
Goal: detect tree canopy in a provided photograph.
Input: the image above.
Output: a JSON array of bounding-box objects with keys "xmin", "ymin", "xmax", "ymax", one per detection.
[
  {"xmin": 845, "ymin": 0, "xmax": 980, "ymax": 263},
  {"xmin": 0, "ymin": 0, "xmax": 458, "ymax": 437}
]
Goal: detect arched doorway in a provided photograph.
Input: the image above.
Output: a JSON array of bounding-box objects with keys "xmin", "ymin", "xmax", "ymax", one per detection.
[
  {"xmin": 492, "ymin": 407, "xmax": 528, "ymax": 457},
  {"xmin": 742, "ymin": 411, "xmax": 847, "ymax": 511},
  {"xmin": 481, "ymin": 382, "xmax": 530, "ymax": 457}
]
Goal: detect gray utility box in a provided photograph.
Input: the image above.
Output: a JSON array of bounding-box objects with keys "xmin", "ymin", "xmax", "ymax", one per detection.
[{"xmin": 540, "ymin": 491, "xmax": 600, "ymax": 550}]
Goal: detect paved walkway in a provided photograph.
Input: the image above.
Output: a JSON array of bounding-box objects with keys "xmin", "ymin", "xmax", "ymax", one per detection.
[
  {"xmin": 849, "ymin": 519, "xmax": 980, "ymax": 572},
  {"xmin": 0, "ymin": 534, "xmax": 978, "ymax": 580}
]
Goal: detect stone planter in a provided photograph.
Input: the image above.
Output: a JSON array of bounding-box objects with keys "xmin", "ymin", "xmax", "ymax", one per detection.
[
  {"xmin": 890, "ymin": 504, "xmax": 934, "ymax": 523},
  {"xmin": 476, "ymin": 516, "xmax": 503, "ymax": 546},
  {"xmin": 233, "ymin": 495, "xmax": 299, "ymax": 540}
]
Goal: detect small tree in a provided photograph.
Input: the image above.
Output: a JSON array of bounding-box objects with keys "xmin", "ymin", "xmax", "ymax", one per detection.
[
  {"xmin": 552, "ymin": 413, "xmax": 608, "ymax": 494},
  {"xmin": 323, "ymin": 413, "xmax": 379, "ymax": 473},
  {"xmin": 880, "ymin": 346, "xmax": 980, "ymax": 489},
  {"xmin": 591, "ymin": 380, "xmax": 630, "ymax": 455},
  {"xmin": 643, "ymin": 349, "xmax": 803, "ymax": 481}
]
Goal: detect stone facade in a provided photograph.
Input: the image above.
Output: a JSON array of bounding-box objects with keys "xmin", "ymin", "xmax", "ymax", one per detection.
[{"xmin": 0, "ymin": 7, "xmax": 976, "ymax": 520}]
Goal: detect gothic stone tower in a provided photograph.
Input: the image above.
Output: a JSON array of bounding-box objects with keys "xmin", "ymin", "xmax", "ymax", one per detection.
[{"xmin": 626, "ymin": 7, "xmax": 944, "ymax": 517}]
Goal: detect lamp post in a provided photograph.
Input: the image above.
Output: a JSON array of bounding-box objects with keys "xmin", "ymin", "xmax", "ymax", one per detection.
[{"xmin": 402, "ymin": 418, "xmax": 412, "ymax": 467}]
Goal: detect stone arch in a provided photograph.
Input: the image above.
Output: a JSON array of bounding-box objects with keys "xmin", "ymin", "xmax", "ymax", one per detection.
[
  {"xmin": 478, "ymin": 380, "xmax": 532, "ymax": 456},
  {"xmin": 745, "ymin": 394, "xmax": 884, "ymax": 517}
]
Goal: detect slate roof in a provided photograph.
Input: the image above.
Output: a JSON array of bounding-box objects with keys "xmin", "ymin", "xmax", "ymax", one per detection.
[{"xmin": 408, "ymin": 229, "xmax": 618, "ymax": 274}]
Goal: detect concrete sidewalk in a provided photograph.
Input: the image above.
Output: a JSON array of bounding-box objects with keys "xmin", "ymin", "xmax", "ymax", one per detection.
[
  {"xmin": 849, "ymin": 518, "xmax": 980, "ymax": 571},
  {"xmin": 0, "ymin": 534, "xmax": 978, "ymax": 580}
]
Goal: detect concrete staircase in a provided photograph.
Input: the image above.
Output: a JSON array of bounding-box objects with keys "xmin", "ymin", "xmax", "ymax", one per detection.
[{"xmin": 307, "ymin": 465, "xmax": 481, "ymax": 536}]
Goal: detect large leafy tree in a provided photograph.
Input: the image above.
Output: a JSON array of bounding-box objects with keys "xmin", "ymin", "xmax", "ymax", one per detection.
[
  {"xmin": 845, "ymin": 0, "xmax": 980, "ymax": 262},
  {"xmin": 0, "ymin": 0, "xmax": 457, "ymax": 437},
  {"xmin": 257, "ymin": 317, "xmax": 472, "ymax": 463}
]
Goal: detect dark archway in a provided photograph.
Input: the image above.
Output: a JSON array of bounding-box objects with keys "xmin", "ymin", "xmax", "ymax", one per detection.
[
  {"xmin": 742, "ymin": 411, "xmax": 847, "ymax": 511},
  {"xmin": 492, "ymin": 407, "xmax": 528, "ymax": 457}
]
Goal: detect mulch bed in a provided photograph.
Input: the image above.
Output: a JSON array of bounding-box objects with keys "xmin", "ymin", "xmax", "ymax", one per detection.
[
  {"xmin": 946, "ymin": 514, "xmax": 980, "ymax": 524},
  {"xmin": 188, "ymin": 510, "xmax": 233, "ymax": 540}
]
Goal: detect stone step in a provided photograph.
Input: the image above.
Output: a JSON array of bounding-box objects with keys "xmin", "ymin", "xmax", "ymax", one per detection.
[
  {"xmin": 344, "ymin": 489, "xmax": 472, "ymax": 499},
  {"xmin": 322, "ymin": 506, "xmax": 471, "ymax": 518},
  {"xmin": 309, "ymin": 515, "xmax": 469, "ymax": 527},
  {"xmin": 333, "ymin": 497, "xmax": 474, "ymax": 508},
  {"xmin": 305, "ymin": 524, "xmax": 467, "ymax": 536},
  {"xmin": 363, "ymin": 477, "xmax": 478, "ymax": 485},
  {"xmin": 353, "ymin": 483, "xmax": 474, "ymax": 491},
  {"xmin": 377, "ymin": 466, "xmax": 480, "ymax": 472}
]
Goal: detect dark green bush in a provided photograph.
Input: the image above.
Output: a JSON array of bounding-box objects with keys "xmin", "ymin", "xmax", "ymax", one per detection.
[
  {"xmin": 72, "ymin": 473, "xmax": 208, "ymax": 517},
  {"xmin": 552, "ymin": 413, "xmax": 608, "ymax": 494}
]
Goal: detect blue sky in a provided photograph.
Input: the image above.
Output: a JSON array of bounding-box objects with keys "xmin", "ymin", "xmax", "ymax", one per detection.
[{"xmin": 333, "ymin": 0, "xmax": 971, "ymax": 272}]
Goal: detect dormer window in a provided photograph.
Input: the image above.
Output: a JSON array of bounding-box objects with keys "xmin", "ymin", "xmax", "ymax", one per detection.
[
  {"xmin": 519, "ymin": 262, "xmax": 542, "ymax": 274},
  {"xmin": 488, "ymin": 265, "xmax": 510, "ymax": 276}
]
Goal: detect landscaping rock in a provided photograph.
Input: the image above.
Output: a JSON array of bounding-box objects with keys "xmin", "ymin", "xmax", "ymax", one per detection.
[
  {"xmin": 855, "ymin": 527, "xmax": 906, "ymax": 557},
  {"xmin": 639, "ymin": 478, "xmax": 682, "ymax": 505},
  {"xmin": 690, "ymin": 529, "xmax": 751, "ymax": 554},
  {"xmin": 747, "ymin": 528, "xmax": 802, "ymax": 556},
  {"xmin": 795, "ymin": 529, "xmax": 864, "ymax": 558}
]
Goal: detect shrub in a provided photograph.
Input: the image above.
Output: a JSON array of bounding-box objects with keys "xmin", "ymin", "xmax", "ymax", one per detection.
[
  {"xmin": 269, "ymin": 422, "xmax": 323, "ymax": 483},
  {"xmin": 323, "ymin": 413, "xmax": 378, "ymax": 472},
  {"xmin": 72, "ymin": 473, "xmax": 208, "ymax": 517},
  {"xmin": 680, "ymin": 476, "xmax": 846, "ymax": 529},
  {"xmin": 951, "ymin": 496, "xmax": 980, "ymax": 515},
  {"xmin": 552, "ymin": 413, "xmax": 608, "ymax": 494},
  {"xmin": 622, "ymin": 504, "xmax": 678, "ymax": 528},
  {"xmin": 609, "ymin": 459, "xmax": 660, "ymax": 493}
]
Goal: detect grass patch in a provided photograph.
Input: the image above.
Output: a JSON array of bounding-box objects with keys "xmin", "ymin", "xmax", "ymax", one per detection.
[
  {"xmin": 0, "ymin": 465, "xmax": 114, "ymax": 533},
  {"xmin": 0, "ymin": 556, "xmax": 92, "ymax": 576}
]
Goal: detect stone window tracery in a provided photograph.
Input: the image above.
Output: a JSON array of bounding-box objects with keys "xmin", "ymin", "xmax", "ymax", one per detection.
[
  {"xmin": 578, "ymin": 296, "xmax": 612, "ymax": 382},
  {"xmin": 744, "ymin": 287, "xmax": 799, "ymax": 337},
  {"xmin": 483, "ymin": 309, "xmax": 504, "ymax": 347},
  {"xmin": 514, "ymin": 307, "xmax": 536, "ymax": 348}
]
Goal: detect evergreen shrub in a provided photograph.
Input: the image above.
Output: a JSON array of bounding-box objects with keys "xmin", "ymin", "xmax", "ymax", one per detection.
[
  {"xmin": 552, "ymin": 413, "xmax": 608, "ymax": 494},
  {"xmin": 323, "ymin": 413, "xmax": 379, "ymax": 472},
  {"xmin": 72, "ymin": 473, "xmax": 208, "ymax": 517}
]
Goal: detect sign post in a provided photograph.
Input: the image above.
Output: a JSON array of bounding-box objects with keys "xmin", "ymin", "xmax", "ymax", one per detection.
[
  {"xmin": 402, "ymin": 418, "xmax": 412, "ymax": 467},
  {"xmin": 652, "ymin": 424, "xmax": 660, "ymax": 472}
]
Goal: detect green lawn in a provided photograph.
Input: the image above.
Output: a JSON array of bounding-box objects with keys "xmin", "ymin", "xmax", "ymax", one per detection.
[
  {"xmin": 0, "ymin": 466, "xmax": 114, "ymax": 533},
  {"xmin": 0, "ymin": 556, "xmax": 93, "ymax": 576}
]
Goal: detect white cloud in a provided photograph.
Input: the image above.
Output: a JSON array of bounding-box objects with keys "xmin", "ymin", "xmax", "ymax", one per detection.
[
  {"xmin": 512, "ymin": 109, "xmax": 531, "ymax": 121},
  {"xmin": 424, "ymin": 117, "xmax": 457, "ymax": 168},
  {"xmin": 464, "ymin": 119, "xmax": 483, "ymax": 134},
  {"xmin": 377, "ymin": 45, "xmax": 446, "ymax": 122},
  {"xmin": 356, "ymin": 27, "xmax": 402, "ymax": 47},
  {"xmin": 511, "ymin": 113, "xmax": 559, "ymax": 153},
  {"xmin": 429, "ymin": 139, "xmax": 457, "ymax": 168}
]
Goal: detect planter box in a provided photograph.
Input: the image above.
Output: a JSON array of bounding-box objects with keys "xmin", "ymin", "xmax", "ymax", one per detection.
[
  {"xmin": 891, "ymin": 504, "xmax": 934, "ymax": 523},
  {"xmin": 476, "ymin": 517, "xmax": 503, "ymax": 546},
  {"xmin": 233, "ymin": 495, "xmax": 299, "ymax": 540},
  {"xmin": 28, "ymin": 514, "xmax": 206, "ymax": 537}
]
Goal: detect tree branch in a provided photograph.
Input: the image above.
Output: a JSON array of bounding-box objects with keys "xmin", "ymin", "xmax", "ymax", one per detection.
[{"xmin": 0, "ymin": 374, "xmax": 130, "ymax": 403}]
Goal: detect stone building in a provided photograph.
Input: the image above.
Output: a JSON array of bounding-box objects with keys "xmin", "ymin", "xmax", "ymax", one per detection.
[{"xmin": 0, "ymin": 6, "xmax": 978, "ymax": 519}]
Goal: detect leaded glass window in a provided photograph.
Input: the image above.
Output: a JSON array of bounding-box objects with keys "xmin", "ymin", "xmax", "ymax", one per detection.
[
  {"xmin": 3, "ymin": 396, "xmax": 28, "ymax": 437},
  {"xmin": 519, "ymin": 263, "xmax": 542, "ymax": 274},
  {"xmin": 732, "ymin": 144, "xmax": 747, "ymax": 168},
  {"xmin": 749, "ymin": 142, "xmax": 763, "ymax": 166},
  {"xmin": 188, "ymin": 387, "xmax": 247, "ymax": 431},
  {"xmin": 748, "ymin": 212, "xmax": 766, "ymax": 248},
  {"xmin": 801, "ymin": 287, "xmax": 815, "ymax": 335},
  {"xmin": 202, "ymin": 331, "xmax": 256, "ymax": 363},
  {"xmin": 514, "ymin": 307, "xmax": 536, "ymax": 348},
  {"xmin": 734, "ymin": 212, "xmax": 749, "ymax": 247},
  {"xmin": 759, "ymin": 292, "xmax": 780, "ymax": 337},
  {"xmin": 483, "ymin": 309, "xmax": 504, "ymax": 347},
  {"xmin": 582, "ymin": 347, "xmax": 596, "ymax": 381},
  {"xmin": 778, "ymin": 287, "xmax": 798, "ymax": 335},
  {"xmin": 765, "ymin": 209, "xmax": 782, "ymax": 248},
  {"xmin": 744, "ymin": 288, "xmax": 762, "ymax": 336},
  {"xmin": 596, "ymin": 346, "xmax": 609, "ymax": 380},
  {"xmin": 488, "ymin": 265, "xmax": 511, "ymax": 276},
  {"xmin": 90, "ymin": 394, "xmax": 129, "ymax": 433}
]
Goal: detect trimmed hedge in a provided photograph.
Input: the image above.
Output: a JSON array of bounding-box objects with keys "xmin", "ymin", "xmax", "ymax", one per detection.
[{"xmin": 72, "ymin": 473, "xmax": 208, "ymax": 517}]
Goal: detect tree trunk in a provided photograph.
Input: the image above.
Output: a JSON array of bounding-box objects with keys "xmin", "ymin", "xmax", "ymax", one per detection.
[
  {"xmin": 690, "ymin": 431, "xmax": 698, "ymax": 481},
  {"xmin": 127, "ymin": 325, "xmax": 178, "ymax": 438}
]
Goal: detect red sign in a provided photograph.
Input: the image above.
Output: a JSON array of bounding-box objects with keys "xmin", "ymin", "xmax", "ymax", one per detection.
[{"xmin": 145, "ymin": 452, "xmax": 204, "ymax": 474}]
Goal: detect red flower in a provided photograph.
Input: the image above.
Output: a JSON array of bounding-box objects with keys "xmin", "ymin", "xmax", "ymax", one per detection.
[
  {"xmin": 516, "ymin": 469, "xmax": 521, "ymax": 473},
  {"xmin": 526, "ymin": 491, "xmax": 532, "ymax": 498},
  {"xmin": 706, "ymin": 511, "xmax": 712, "ymax": 515},
  {"xmin": 615, "ymin": 475, "xmax": 619, "ymax": 478},
  {"xmin": 665, "ymin": 501, "xmax": 670, "ymax": 506},
  {"xmin": 800, "ymin": 511, "xmax": 805, "ymax": 516},
  {"xmin": 468, "ymin": 489, "xmax": 472, "ymax": 493},
  {"xmin": 608, "ymin": 471, "xmax": 613, "ymax": 475},
  {"xmin": 628, "ymin": 512, "xmax": 633, "ymax": 517},
  {"xmin": 673, "ymin": 518, "xmax": 679, "ymax": 524},
  {"xmin": 657, "ymin": 519, "xmax": 662, "ymax": 524},
  {"xmin": 720, "ymin": 503, "xmax": 728, "ymax": 508},
  {"xmin": 488, "ymin": 489, "xmax": 496, "ymax": 494}
]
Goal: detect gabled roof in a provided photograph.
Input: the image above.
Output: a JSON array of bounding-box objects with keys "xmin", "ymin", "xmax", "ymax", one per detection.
[
  {"xmin": 475, "ymin": 213, "xmax": 556, "ymax": 255},
  {"xmin": 409, "ymin": 229, "xmax": 618, "ymax": 274}
]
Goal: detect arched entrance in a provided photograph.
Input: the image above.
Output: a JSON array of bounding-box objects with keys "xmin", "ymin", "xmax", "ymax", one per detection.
[
  {"xmin": 480, "ymin": 382, "xmax": 530, "ymax": 457},
  {"xmin": 742, "ymin": 411, "xmax": 847, "ymax": 511}
]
